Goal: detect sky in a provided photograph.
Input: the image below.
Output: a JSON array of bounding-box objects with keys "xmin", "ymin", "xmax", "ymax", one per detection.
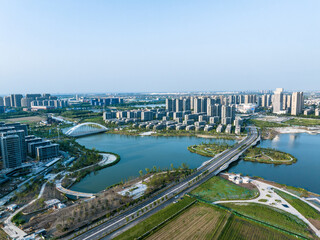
[{"xmin": 0, "ymin": 0, "xmax": 319, "ymax": 94}]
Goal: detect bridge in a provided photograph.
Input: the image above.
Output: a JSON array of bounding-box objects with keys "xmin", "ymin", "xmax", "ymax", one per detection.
[{"xmin": 65, "ymin": 122, "xmax": 108, "ymax": 137}]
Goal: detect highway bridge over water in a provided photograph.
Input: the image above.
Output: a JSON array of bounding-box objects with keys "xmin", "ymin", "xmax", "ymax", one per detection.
[{"xmin": 64, "ymin": 126, "xmax": 260, "ymax": 240}]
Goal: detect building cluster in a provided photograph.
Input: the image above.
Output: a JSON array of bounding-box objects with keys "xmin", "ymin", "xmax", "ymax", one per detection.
[
  {"xmin": 90, "ymin": 97, "xmax": 124, "ymax": 106},
  {"xmin": 102, "ymin": 95, "xmax": 245, "ymax": 134},
  {"xmin": 228, "ymin": 174, "xmax": 250, "ymax": 185},
  {"xmin": 0, "ymin": 122, "xmax": 59, "ymax": 170},
  {"xmin": 0, "ymin": 94, "xmax": 68, "ymax": 112},
  {"xmin": 272, "ymin": 88, "xmax": 304, "ymax": 115}
]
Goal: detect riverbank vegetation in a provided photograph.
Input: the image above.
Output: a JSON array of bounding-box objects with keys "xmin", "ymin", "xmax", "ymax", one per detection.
[
  {"xmin": 188, "ymin": 142, "xmax": 233, "ymax": 157},
  {"xmin": 190, "ymin": 176, "xmax": 258, "ymax": 202},
  {"xmin": 243, "ymin": 147, "xmax": 297, "ymax": 165}
]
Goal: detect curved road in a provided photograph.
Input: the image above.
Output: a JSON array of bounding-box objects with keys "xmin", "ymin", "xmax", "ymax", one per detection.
[{"xmin": 66, "ymin": 126, "xmax": 259, "ymax": 240}]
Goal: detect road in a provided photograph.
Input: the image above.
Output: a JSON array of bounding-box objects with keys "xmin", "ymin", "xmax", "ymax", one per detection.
[
  {"xmin": 3, "ymin": 182, "xmax": 47, "ymax": 239},
  {"xmin": 65, "ymin": 126, "xmax": 259, "ymax": 240}
]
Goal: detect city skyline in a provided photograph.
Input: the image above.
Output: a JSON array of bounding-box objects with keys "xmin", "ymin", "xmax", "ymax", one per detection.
[{"xmin": 1, "ymin": 0, "xmax": 320, "ymax": 94}]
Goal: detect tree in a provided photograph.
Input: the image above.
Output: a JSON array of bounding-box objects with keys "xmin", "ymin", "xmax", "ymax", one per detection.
[
  {"xmin": 139, "ymin": 170, "xmax": 143, "ymax": 177},
  {"xmin": 145, "ymin": 168, "xmax": 150, "ymax": 174}
]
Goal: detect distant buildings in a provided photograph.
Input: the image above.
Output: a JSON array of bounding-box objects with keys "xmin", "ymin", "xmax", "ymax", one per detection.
[{"xmin": 0, "ymin": 93, "xmax": 68, "ymax": 111}]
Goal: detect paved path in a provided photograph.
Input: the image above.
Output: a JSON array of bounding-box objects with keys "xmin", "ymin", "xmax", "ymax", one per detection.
[
  {"xmin": 215, "ymin": 178, "xmax": 320, "ymax": 238},
  {"xmin": 3, "ymin": 182, "xmax": 47, "ymax": 239}
]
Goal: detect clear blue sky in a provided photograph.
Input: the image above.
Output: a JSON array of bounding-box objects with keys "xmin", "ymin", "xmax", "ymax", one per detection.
[{"xmin": 0, "ymin": 0, "xmax": 319, "ymax": 94}]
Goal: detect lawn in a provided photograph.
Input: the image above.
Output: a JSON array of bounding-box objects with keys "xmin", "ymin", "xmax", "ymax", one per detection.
[
  {"xmin": 220, "ymin": 202, "xmax": 315, "ymax": 238},
  {"xmin": 190, "ymin": 176, "xmax": 258, "ymax": 202},
  {"xmin": 285, "ymin": 118, "xmax": 320, "ymax": 126},
  {"xmin": 275, "ymin": 190, "xmax": 320, "ymax": 221},
  {"xmin": 113, "ymin": 196, "xmax": 195, "ymax": 240},
  {"xmin": 218, "ymin": 214, "xmax": 300, "ymax": 240},
  {"xmin": 147, "ymin": 203, "xmax": 228, "ymax": 240}
]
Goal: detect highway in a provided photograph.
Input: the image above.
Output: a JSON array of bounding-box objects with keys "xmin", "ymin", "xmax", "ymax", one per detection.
[{"xmin": 65, "ymin": 126, "xmax": 259, "ymax": 240}]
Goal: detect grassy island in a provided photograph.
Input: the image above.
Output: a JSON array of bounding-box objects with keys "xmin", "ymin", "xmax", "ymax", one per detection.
[
  {"xmin": 243, "ymin": 147, "xmax": 297, "ymax": 165},
  {"xmin": 188, "ymin": 142, "xmax": 233, "ymax": 157}
]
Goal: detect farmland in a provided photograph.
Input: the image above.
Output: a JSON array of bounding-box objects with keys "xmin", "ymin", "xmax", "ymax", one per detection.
[
  {"xmin": 146, "ymin": 202, "xmax": 300, "ymax": 240},
  {"xmin": 218, "ymin": 214, "xmax": 299, "ymax": 240},
  {"xmin": 147, "ymin": 203, "xmax": 228, "ymax": 240},
  {"xmin": 190, "ymin": 176, "xmax": 258, "ymax": 202},
  {"xmin": 220, "ymin": 202, "xmax": 315, "ymax": 238},
  {"xmin": 113, "ymin": 196, "xmax": 195, "ymax": 240}
]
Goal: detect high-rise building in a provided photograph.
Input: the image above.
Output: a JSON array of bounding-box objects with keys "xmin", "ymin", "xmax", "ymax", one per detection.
[
  {"xmin": 200, "ymin": 97, "xmax": 207, "ymax": 113},
  {"xmin": 4, "ymin": 96, "xmax": 11, "ymax": 107},
  {"xmin": 175, "ymin": 99, "xmax": 183, "ymax": 112},
  {"xmin": 1, "ymin": 134, "xmax": 22, "ymax": 169},
  {"xmin": 36, "ymin": 144, "xmax": 59, "ymax": 161},
  {"xmin": 182, "ymin": 98, "xmax": 191, "ymax": 111},
  {"xmin": 193, "ymin": 98, "xmax": 202, "ymax": 114},
  {"xmin": 165, "ymin": 99, "xmax": 174, "ymax": 112},
  {"xmin": 0, "ymin": 97, "xmax": 3, "ymax": 106},
  {"xmin": 291, "ymin": 92, "xmax": 304, "ymax": 115},
  {"xmin": 21, "ymin": 98, "xmax": 33, "ymax": 108},
  {"xmin": 272, "ymin": 88, "xmax": 284, "ymax": 113}
]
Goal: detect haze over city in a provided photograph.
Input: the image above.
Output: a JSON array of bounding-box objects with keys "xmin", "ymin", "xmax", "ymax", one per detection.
[{"xmin": 1, "ymin": 0, "xmax": 320, "ymax": 94}]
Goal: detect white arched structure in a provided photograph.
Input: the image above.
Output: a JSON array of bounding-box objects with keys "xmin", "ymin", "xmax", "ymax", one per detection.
[{"xmin": 65, "ymin": 122, "xmax": 108, "ymax": 137}]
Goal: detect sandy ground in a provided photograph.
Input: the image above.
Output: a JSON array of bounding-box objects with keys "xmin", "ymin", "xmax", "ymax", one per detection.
[
  {"xmin": 274, "ymin": 126, "xmax": 320, "ymax": 134},
  {"xmin": 98, "ymin": 153, "xmax": 117, "ymax": 166},
  {"xmin": 139, "ymin": 131, "xmax": 156, "ymax": 136}
]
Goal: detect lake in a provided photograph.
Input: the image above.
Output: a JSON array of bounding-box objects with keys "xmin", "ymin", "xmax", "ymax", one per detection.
[{"xmin": 71, "ymin": 134, "xmax": 233, "ymax": 193}]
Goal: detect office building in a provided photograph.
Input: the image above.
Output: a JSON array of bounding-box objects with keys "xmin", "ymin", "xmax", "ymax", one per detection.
[
  {"xmin": 36, "ymin": 144, "xmax": 59, "ymax": 161},
  {"xmin": 1, "ymin": 135, "xmax": 22, "ymax": 169}
]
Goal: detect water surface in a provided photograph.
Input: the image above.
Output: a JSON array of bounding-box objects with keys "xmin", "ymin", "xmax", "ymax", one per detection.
[{"xmin": 71, "ymin": 134, "xmax": 233, "ymax": 193}]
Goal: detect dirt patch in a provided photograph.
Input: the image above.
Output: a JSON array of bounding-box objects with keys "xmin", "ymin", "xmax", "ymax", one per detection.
[{"xmin": 309, "ymin": 218, "xmax": 320, "ymax": 230}]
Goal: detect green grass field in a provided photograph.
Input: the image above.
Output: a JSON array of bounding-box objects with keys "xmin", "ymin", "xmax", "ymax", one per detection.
[
  {"xmin": 113, "ymin": 196, "xmax": 195, "ymax": 240},
  {"xmin": 284, "ymin": 118, "xmax": 320, "ymax": 126},
  {"xmin": 190, "ymin": 176, "xmax": 258, "ymax": 202},
  {"xmin": 220, "ymin": 202, "xmax": 315, "ymax": 238},
  {"xmin": 218, "ymin": 214, "xmax": 300, "ymax": 240},
  {"xmin": 249, "ymin": 119, "xmax": 288, "ymax": 128},
  {"xmin": 275, "ymin": 190, "xmax": 320, "ymax": 221}
]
